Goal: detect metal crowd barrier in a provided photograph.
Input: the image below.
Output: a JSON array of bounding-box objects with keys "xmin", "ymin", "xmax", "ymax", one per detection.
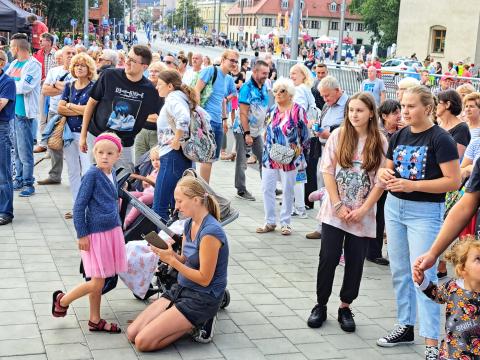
[{"xmin": 275, "ymin": 59, "xmax": 480, "ymax": 99}]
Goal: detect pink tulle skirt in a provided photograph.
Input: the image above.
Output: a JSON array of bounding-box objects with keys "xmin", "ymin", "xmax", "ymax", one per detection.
[{"xmin": 81, "ymin": 226, "xmax": 127, "ymax": 278}]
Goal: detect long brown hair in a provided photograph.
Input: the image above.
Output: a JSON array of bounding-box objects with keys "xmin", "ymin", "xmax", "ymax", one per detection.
[
  {"xmin": 337, "ymin": 92, "xmax": 385, "ymax": 172},
  {"xmin": 157, "ymin": 69, "xmax": 198, "ymax": 111},
  {"xmin": 176, "ymin": 177, "xmax": 221, "ymax": 220}
]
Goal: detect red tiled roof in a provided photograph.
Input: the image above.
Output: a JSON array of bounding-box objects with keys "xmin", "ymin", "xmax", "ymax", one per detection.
[{"xmin": 227, "ymin": 0, "xmax": 361, "ymax": 20}]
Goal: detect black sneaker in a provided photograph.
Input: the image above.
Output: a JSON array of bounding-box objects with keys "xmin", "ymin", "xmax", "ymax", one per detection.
[
  {"xmin": 307, "ymin": 304, "xmax": 327, "ymax": 328},
  {"xmin": 236, "ymin": 190, "xmax": 255, "ymax": 201},
  {"xmin": 192, "ymin": 315, "xmax": 217, "ymax": 343},
  {"xmin": 376, "ymin": 324, "xmax": 414, "ymax": 347},
  {"xmin": 338, "ymin": 307, "xmax": 355, "ymax": 332},
  {"xmin": 425, "ymin": 346, "xmax": 439, "ymax": 360}
]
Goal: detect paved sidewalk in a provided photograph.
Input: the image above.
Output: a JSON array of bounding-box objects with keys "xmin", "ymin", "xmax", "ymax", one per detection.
[{"xmin": 0, "ymin": 156, "xmax": 432, "ymax": 360}]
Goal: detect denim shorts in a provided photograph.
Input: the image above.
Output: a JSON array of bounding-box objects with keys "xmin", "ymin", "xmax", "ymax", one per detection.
[{"xmin": 162, "ymin": 284, "xmax": 222, "ymax": 326}]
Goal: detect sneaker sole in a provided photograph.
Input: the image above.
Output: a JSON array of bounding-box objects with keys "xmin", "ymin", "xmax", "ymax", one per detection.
[
  {"xmin": 235, "ymin": 194, "xmax": 255, "ymax": 201},
  {"xmin": 376, "ymin": 339, "xmax": 414, "ymax": 347},
  {"xmin": 19, "ymin": 193, "xmax": 35, "ymax": 197}
]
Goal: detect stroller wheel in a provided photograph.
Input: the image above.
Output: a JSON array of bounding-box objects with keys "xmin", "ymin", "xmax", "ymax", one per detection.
[{"xmin": 220, "ymin": 289, "xmax": 230, "ymax": 309}]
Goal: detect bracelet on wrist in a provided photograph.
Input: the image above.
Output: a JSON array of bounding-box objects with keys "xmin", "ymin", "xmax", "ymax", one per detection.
[{"xmin": 333, "ymin": 200, "xmax": 343, "ymax": 212}]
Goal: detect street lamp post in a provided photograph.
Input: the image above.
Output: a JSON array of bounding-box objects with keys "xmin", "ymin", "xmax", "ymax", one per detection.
[
  {"xmin": 290, "ymin": 0, "xmax": 301, "ymax": 60},
  {"xmin": 239, "ymin": 0, "xmax": 244, "ymax": 49},
  {"xmin": 83, "ymin": 0, "xmax": 89, "ymax": 47},
  {"xmin": 336, "ymin": 0, "xmax": 346, "ymax": 63}
]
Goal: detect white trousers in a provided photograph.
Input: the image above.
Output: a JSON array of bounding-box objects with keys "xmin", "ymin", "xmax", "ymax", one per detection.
[
  {"xmin": 64, "ymin": 133, "xmax": 91, "ymax": 203},
  {"xmin": 293, "ymin": 183, "xmax": 306, "ymax": 213},
  {"xmin": 262, "ymin": 167, "xmax": 297, "ymax": 226}
]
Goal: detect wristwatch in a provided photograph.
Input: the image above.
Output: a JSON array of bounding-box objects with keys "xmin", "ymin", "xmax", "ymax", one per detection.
[{"xmin": 243, "ymin": 130, "xmax": 251, "ymax": 138}]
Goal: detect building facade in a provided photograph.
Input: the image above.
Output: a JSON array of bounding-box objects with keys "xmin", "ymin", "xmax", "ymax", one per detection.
[
  {"xmin": 396, "ymin": 0, "xmax": 480, "ymax": 67},
  {"xmin": 226, "ymin": 0, "xmax": 369, "ymax": 45}
]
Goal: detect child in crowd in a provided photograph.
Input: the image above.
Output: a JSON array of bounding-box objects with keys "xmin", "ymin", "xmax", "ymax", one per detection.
[
  {"xmin": 124, "ymin": 146, "xmax": 160, "ymax": 229},
  {"xmin": 51, "ymin": 133, "xmax": 127, "ymax": 334},
  {"xmin": 413, "ymin": 236, "xmax": 480, "ymax": 360}
]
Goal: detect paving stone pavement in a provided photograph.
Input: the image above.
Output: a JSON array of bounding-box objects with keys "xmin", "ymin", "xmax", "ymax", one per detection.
[{"xmin": 0, "ymin": 155, "xmax": 441, "ymax": 359}]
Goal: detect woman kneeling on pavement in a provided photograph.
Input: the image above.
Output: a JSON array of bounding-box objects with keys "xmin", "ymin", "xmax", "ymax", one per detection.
[
  {"xmin": 377, "ymin": 86, "xmax": 461, "ymax": 360},
  {"xmin": 127, "ymin": 177, "xmax": 229, "ymax": 351},
  {"xmin": 307, "ymin": 92, "xmax": 387, "ymax": 332},
  {"xmin": 256, "ymin": 78, "xmax": 310, "ymax": 236}
]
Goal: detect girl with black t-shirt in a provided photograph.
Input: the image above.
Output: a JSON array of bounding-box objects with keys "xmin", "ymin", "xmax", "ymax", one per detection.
[{"xmin": 376, "ymin": 86, "xmax": 461, "ymax": 360}]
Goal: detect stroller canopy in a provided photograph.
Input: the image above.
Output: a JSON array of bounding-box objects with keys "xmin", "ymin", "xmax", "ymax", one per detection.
[{"xmin": 0, "ymin": 0, "xmax": 34, "ymax": 33}]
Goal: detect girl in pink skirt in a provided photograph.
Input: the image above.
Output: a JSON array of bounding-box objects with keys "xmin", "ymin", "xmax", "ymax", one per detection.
[{"xmin": 51, "ymin": 132, "xmax": 127, "ymax": 333}]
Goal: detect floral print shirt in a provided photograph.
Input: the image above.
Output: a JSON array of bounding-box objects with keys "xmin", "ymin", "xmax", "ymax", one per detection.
[
  {"xmin": 261, "ymin": 103, "xmax": 310, "ymax": 172},
  {"xmin": 318, "ymin": 128, "xmax": 387, "ymax": 238},
  {"xmin": 419, "ymin": 278, "xmax": 480, "ymax": 360}
]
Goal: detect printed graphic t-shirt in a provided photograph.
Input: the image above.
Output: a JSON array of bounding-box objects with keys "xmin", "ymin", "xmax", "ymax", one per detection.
[
  {"xmin": 88, "ymin": 68, "xmax": 160, "ymax": 147},
  {"xmin": 387, "ymin": 125, "xmax": 458, "ymax": 203}
]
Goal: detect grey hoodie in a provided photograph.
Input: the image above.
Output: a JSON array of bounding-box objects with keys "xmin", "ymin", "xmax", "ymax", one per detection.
[{"xmin": 6, "ymin": 56, "xmax": 41, "ymax": 119}]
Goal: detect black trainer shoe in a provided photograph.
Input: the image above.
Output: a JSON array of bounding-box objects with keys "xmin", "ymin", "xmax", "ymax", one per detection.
[
  {"xmin": 338, "ymin": 307, "xmax": 355, "ymax": 332},
  {"xmin": 192, "ymin": 315, "xmax": 217, "ymax": 343},
  {"xmin": 307, "ymin": 304, "xmax": 327, "ymax": 328},
  {"xmin": 376, "ymin": 324, "xmax": 414, "ymax": 347},
  {"xmin": 425, "ymin": 345, "xmax": 439, "ymax": 360},
  {"xmin": 236, "ymin": 190, "xmax": 255, "ymax": 201}
]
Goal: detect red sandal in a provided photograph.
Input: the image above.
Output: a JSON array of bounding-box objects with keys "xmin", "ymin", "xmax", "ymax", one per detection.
[
  {"xmin": 88, "ymin": 319, "xmax": 122, "ymax": 334},
  {"xmin": 51, "ymin": 290, "xmax": 68, "ymax": 317}
]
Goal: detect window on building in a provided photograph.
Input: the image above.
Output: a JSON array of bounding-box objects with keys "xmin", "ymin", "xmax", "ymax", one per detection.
[
  {"xmin": 356, "ymin": 23, "xmax": 364, "ymax": 32},
  {"xmin": 280, "ymin": 18, "xmax": 285, "ymax": 27},
  {"xmin": 310, "ymin": 20, "xmax": 319, "ymax": 29},
  {"xmin": 302, "ymin": 20, "xmax": 307, "ymax": 28},
  {"xmin": 330, "ymin": 21, "xmax": 338, "ymax": 30},
  {"xmin": 262, "ymin": 18, "xmax": 274, "ymax": 27},
  {"xmin": 329, "ymin": 2, "xmax": 337, "ymax": 12},
  {"xmin": 281, "ymin": 0, "xmax": 289, "ymax": 10},
  {"xmin": 344, "ymin": 22, "xmax": 351, "ymax": 31},
  {"xmin": 431, "ymin": 26, "xmax": 446, "ymax": 54}
]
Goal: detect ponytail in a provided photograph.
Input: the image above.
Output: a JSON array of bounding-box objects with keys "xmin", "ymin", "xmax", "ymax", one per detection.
[
  {"xmin": 180, "ymin": 83, "xmax": 199, "ymax": 111},
  {"xmin": 176, "ymin": 177, "xmax": 221, "ymax": 220},
  {"xmin": 204, "ymin": 193, "xmax": 221, "ymax": 221}
]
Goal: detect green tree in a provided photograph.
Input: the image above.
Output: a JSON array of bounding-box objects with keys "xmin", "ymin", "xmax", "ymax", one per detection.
[
  {"xmin": 109, "ymin": 0, "xmax": 129, "ymax": 21},
  {"xmin": 29, "ymin": 0, "xmax": 98, "ymax": 31},
  {"xmin": 137, "ymin": 8, "xmax": 152, "ymax": 26},
  {"xmin": 350, "ymin": 0, "xmax": 400, "ymax": 47},
  {"xmin": 166, "ymin": 0, "xmax": 203, "ymax": 33}
]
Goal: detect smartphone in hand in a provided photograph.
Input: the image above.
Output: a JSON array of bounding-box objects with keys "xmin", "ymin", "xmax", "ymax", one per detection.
[{"xmin": 142, "ymin": 231, "xmax": 169, "ymax": 250}]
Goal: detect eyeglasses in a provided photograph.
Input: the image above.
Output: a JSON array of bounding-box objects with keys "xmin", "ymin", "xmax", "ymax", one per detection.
[
  {"xmin": 126, "ymin": 56, "xmax": 145, "ymax": 65},
  {"xmin": 226, "ymin": 58, "xmax": 238, "ymax": 64},
  {"xmin": 273, "ymin": 89, "xmax": 287, "ymax": 95}
]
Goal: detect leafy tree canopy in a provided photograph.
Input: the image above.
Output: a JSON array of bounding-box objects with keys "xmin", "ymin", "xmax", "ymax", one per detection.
[
  {"xmin": 165, "ymin": 0, "xmax": 203, "ymax": 33},
  {"xmin": 350, "ymin": 0, "xmax": 400, "ymax": 47}
]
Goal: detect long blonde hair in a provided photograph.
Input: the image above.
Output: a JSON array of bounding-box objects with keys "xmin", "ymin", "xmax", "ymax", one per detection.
[
  {"xmin": 337, "ymin": 92, "xmax": 385, "ymax": 172},
  {"xmin": 176, "ymin": 177, "xmax": 220, "ymax": 220}
]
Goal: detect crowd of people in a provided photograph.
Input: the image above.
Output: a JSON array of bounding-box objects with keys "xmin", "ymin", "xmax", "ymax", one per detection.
[{"xmin": 1, "ymin": 29, "xmax": 480, "ymax": 359}]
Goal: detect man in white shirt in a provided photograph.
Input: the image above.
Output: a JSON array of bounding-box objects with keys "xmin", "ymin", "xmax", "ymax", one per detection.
[
  {"xmin": 37, "ymin": 46, "xmax": 75, "ymax": 186},
  {"xmin": 182, "ymin": 53, "xmax": 203, "ymax": 86}
]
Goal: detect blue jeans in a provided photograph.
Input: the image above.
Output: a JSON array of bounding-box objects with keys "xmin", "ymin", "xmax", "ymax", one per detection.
[
  {"xmin": 210, "ymin": 121, "xmax": 224, "ymax": 160},
  {"xmin": 0, "ymin": 121, "xmax": 13, "ymax": 218},
  {"xmin": 13, "ymin": 115, "xmax": 35, "ymax": 187},
  {"xmin": 384, "ymin": 194, "xmax": 443, "ymax": 340},
  {"xmin": 153, "ymin": 149, "xmax": 192, "ymax": 221}
]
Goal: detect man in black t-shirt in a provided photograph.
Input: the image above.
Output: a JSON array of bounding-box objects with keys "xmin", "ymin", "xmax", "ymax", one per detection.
[{"xmin": 79, "ymin": 45, "xmax": 160, "ymax": 171}]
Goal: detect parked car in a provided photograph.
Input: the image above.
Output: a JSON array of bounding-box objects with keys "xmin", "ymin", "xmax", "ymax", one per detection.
[{"xmin": 382, "ymin": 58, "xmax": 423, "ymax": 74}]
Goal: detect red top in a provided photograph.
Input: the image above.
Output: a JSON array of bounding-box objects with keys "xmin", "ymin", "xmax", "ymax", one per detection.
[{"xmin": 32, "ymin": 21, "xmax": 48, "ymax": 50}]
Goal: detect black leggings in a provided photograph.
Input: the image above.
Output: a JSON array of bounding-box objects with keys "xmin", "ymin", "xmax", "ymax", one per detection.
[
  {"xmin": 316, "ymin": 223, "xmax": 370, "ymax": 306},
  {"xmin": 367, "ymin": 191, "xmax": 387, "ymax": 259}
]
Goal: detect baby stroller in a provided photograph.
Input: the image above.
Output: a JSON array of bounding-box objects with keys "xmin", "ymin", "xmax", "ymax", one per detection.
[{"xmin": 117, "ymin": 167, "xmax": 238, "ymax": 341}]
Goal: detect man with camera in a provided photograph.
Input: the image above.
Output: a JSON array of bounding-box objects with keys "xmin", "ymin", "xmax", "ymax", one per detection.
[{"xmin": 232, "ymin": 60, "xmax": 270, "ymax": 201}]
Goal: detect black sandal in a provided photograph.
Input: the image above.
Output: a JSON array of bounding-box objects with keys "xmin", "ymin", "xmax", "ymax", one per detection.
[{"xmin": 88, "ymin": 319, "xmax": 121, "ymax": 333}]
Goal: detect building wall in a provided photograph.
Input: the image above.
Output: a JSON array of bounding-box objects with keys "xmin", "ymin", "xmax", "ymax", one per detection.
[
  {"xmin": 227, "ymin": 14, "xmax": 369, "ymax": 44},
  {"xmin": 397, "ymin": 0, "xmax": 480, "ymax": 66}
]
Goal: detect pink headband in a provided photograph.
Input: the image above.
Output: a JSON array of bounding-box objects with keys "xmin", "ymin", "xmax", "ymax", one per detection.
[{"xmin": 95, "ymin": 134, "xmax": 122, "ymax": 152}]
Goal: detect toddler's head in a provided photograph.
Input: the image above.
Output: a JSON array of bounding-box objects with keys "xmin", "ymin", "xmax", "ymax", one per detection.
[
  {"xmin": 150, "ymin": 146, "xmax": 160, "ymax": 170},
  {"xmin": 93, "ymin": 132, "xmax": 122, "ymax": 172},
  {"xmin": 445, "ymin": 236, "xmax": 480, "ymax": 280}
]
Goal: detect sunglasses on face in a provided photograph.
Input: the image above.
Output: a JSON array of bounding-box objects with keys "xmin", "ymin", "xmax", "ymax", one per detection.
[{"xmin": 273, "ymin": 89, "xmax": 287, "ymax": 95}]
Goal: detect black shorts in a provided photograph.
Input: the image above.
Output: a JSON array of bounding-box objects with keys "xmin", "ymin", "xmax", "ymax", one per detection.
[{"xmin": 162, "ymin": 284, "xmax": 223, "ymax": 327}]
